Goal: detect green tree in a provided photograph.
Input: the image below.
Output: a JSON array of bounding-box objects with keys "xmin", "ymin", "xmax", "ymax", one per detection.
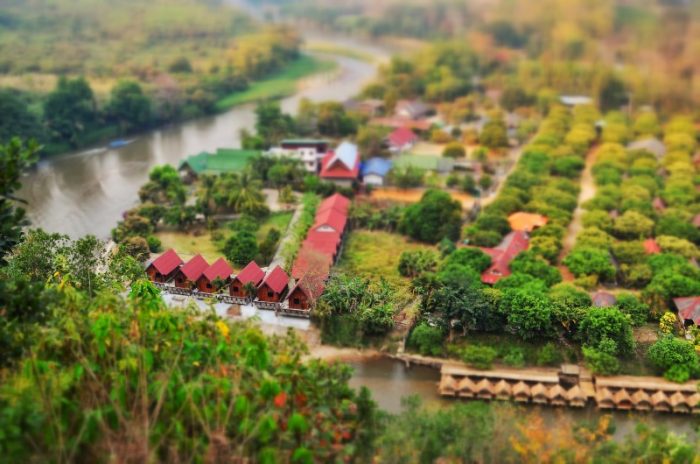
[
  {"xmin": 579, "ymin": 307, "xmax": 635, "ymax": 355},
  {"xmin": 44, "ymin": 77, "xmax": 97, "ymax": 146},
  {"xmin": 442, "ymin": 142, "xmax": 466, "ymax": 158},
  {"xmin": 398, "ymin": 249, "xmax": 438, "ymax": 278},
  {"xmin": 316, "ymin": 101, "xmax": 356, "ymax": 137},
  {"xmin": 255, "ymin": 101, "xmax": 293, "ymax": 146},
  {"xmin": 480, "ymin": 119, "xmax": 508, "ymax": 149},
  {"xmin": 647, "ymin": 335, "xmax": 700, "ymax": 382},
  {"xmin": 106, "ymin": 80, "xmax": 152, "ymax": 131},
  {"xmin": 563, "ymin": 247, "xmax": 615, "ymax": 281},
  {"xmin": 259, "ymin": 228, "xmax": 281, "ymax": 264},
  {"xmin": 399, "ymin": 189, "xmax": 462, "ymax": 243},
  {"xmin": 0, "ymin": 138, "xmax": 39, "ymax": 263},
  {"xmin": 612, "ymin": 210, "xmax": 655, "ymax": 240},
  {"xmin": 225, "ymin": 231, "xmax": 259, "ymax": 266},
  {"xmin": 409, "ymin": 323, "xmax": 444, "ymax": 356},
  {"xmin": 0, "ymin": 90, "xmax": 45, "ymax": 143}
]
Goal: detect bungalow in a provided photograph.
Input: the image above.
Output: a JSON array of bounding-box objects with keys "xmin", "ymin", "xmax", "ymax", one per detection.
[
  {"xmin": 361, "ymin": 157, "xmax": 393, "ymax": 187},
  {"xmin": 320, "ymin": 142, "xmax": 360, "ymax": 187},
  {"xmin": 291, "ymin": 246, "xmax": 333, "ymax": 280},
  {"xmin": 343, "ymin": 98, "xmax": 384, "ymax": 117},
  {"xmin": 387, "ymin": 127, "xmax": 418, "ymax": 152},
  {"xmin": 267, "ymin": 139, "xmax": 330, "ymax": 173},
  {"xmin": 230, "ymin": 261, "xmax": 265, "ymax": 299},
  {"xmin": 178, "ymin": 148, "xmax": 261, "ymax": 182},
  {"xmin": 479, "ymin": 231, "xmax": 529, "ymax": 284},
  {"xmin": 287, "ymin": 275, "xmax": 325, "ymax": 311},
  {"xmin": 592, "ymin": 291, "xmax": 617, "ymax": 308},
  {"xmin": 507, "ymin": 212, "xmax": 548, "ymax": 233},
  {"xmin": 395, "ymin": 99, "xmax": 432, "ymax": 120},
  {"xmin": 146, "ymin": 249, "xmax": 183, "ymax": 283},
  {"xmin": 312, "ymin": 207, "xmax": 347, "ymax": 235},
  {"xmin": 317, "ymin": 192, "xmax": 351, "ymax": 216},
  {"xmin": 174, "ymin": 255, "xmax": 209, "ymax": 289},
  {"xmin": 256, "ymin": 265, "xmax": 289, "ymax": 303},
  {"xmin": 197, "ymin": 257, "xmax": 234, "ymax": 293},
  {"xmin": 675, "ymin": 296, "xmax": 700, "ymax": 326}
]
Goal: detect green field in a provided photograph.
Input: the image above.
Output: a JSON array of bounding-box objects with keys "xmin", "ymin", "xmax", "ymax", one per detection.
[
  {"xmin": 305, "ymin": 42, "xmax": 376, "ymax": 63},
  {"xmin": 336, "ymin": 230, "xmax": 436, "ymax": 288},
  {"xmin": 256, "ymin": 211, "xmax": 294, "ymax": 241},
  {"xmin": 215, "ymin": 54, "xmax": 336, "ymax": 111}
]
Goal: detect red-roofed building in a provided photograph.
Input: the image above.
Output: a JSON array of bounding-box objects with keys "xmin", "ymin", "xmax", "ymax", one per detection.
[
  {"xmin": 292, "ymin": 246, "xmax": 333, "ymax": 280},
  {"xmin": 288, "ymin": 274, "xmax": 326, "ymax": 312},
  {"xmin": 318, "ymin": 193, "xmax": 351, "ymax": 216},
  {"xmin": 230, "ymin": 261, "xmax": 265, "ymax": 298},
  {"xmin": 305, "ymin": 230, "xmax": 342, "ymax": 256},
  {"xmin": 256, "ymin": 266, "xmax": 290, "ymax": 303},
  {"xmin": 174, "ymin": 255, "xmax": 209, "ymax": 289},
  {"xmin": 644, "ymin": 238, "xmax": 661, "ymax": 255},
  {"xmin": 479, "ymin": 231, "xmax": 529, "ymax": 285},
  {"xmin": 197, "ymin": 257, "xmax": 233, "ymax": 293},
  {"xmin": 675, "ymin": 296, "xmax": 700, "ymax": 325},
  {"xmin": 693, "ymin": 214, "xmax": 700, "ymax": 228},
  {"xmin": 313, "ymin": 207, "xmax": 348, "ymax": 235},
  {"xmin": 388, "ymin": 127, "xmax": 418, "ymax": 152},
  {"xmin": 320, "ymin": 142, "xmax": 360, "ymax": 187},
  {"xmin": 146, "ymin": 249, "xmax": 183, "ymax": 283},
  {"xmin": 370, "ymin": 117, "xmax": 432, "ymax": 133}
]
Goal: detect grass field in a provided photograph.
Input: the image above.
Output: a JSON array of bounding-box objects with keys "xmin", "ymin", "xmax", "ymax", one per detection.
[
  {"xmin": 215, "ymin": 55, "xmax": 336, "ymax": 111},
  {"xmin": 155, "ymin": 231, "xmax": 223, "ymax": 264},
  {"xmin": 336, "ymin": 230, "xmax": 435, "ymax": 288},
  {"xmin": 256, "ymin": 211, "xmax": 294, "ymax": 241},
  {"xmin": 304, "ymin": 41, "xmax": 376, "ymax": 63}
]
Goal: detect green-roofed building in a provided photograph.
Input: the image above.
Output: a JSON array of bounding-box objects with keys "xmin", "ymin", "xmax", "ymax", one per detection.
[
  {"xmin": 178, "ymin": 148, "xmax": 260, "ymax": 181},
  {"xmin": 393, "ymin": 154, "xmax": 454, "ymax": 173}
]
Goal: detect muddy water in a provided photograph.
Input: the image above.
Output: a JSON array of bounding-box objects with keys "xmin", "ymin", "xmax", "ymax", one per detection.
[{"xmin": 348, "ymin": 357, "xmax": 698, "ymax": 440}]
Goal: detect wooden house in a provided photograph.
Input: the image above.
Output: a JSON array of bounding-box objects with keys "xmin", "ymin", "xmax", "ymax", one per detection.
[
  {"xmin": 146, "ymin": 249, "xmax": 183, "ymax": 283},
  {"xmin": 287, "ymin": 274, "xmax": 325, "ymax": 311},
  {"xmin": 230, "ymin": 261, "xmax": 265, "ymax": 299},
  {"xmin": 197, "ymin": 258, "xmax": 233, "ymax": 293},
  {"xmin": 174, "ymin": 255, "xmax": 209, "ymax": 289},
  {"xmin": 256, "ymin": 265, "xmax": 289, "ymax": 303}
]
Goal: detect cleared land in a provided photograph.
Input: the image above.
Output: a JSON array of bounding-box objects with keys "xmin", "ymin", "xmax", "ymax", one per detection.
[
  {"xmin": 336, "ymin": 230, "xmax": 435, "ymax": 288},
  {"xmin": 370, "ymin": 187, "xmax": 475, "ymax": 209},
  {"xmin": 215, "ymin": 55, "xmax": 336, "ymax": 110}
]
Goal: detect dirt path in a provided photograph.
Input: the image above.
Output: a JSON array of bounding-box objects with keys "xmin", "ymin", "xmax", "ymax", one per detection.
[
  {"xmin": 481, "ymin": 145, "xmax": 524, "ymax": 207},
  {"xmin": 560, "ymin": 145, "xmax": 599, "ymax": 258}
]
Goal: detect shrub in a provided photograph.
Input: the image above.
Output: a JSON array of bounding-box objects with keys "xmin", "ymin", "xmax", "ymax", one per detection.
[
  {"xmin": 647, "ymin": 335, "xmax": 700, "ymax": 382},
  {"xmin": 462, "ymin": 345, "xmax": 497, "ymax": 370},
  {"xmin": 615, "ymin": 293, "xmax": 649, "ymax": 327},
  {"xmin": 503, "ymin": 348, "xmax": 525, "ymax": 367},
  {"xmin": 146, "ymin": 235, "xmax": 162, "ymax": 253},
  {"xmin": 409, "ymin": 323, "xmax": 444, "ymax": 356},
  {"xmin": 536, "ymin": 342, "xmax": 561, "ymax": 366},
  {"xmin": 443, "ymin": 142, "xmax": 466, "ymax": 158},
  {"xmin": 398, "ymin": 250, "xmax": 438, "ymax": 278},
  {"xmin": 582, "ymin": 344, "xmax": 620, "ymax": 375}
]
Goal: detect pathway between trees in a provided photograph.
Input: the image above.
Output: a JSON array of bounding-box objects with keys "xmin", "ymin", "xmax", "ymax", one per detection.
[
  {"xmin": 558, "ymin": 145, "xmax": 599, "ymax": 279},
  {"xmin": 270, "ymin": 202, "xmax": 303, "ymax": 269},
  {"xmin": 481, "ymin": 145, "xmax": 524, "ymax": 207}
]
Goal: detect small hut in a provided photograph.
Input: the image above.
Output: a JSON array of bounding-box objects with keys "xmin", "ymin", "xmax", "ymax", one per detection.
[
  {"xmin": 547, "ymin": 384, "xmax": 567, "ymax": 406},
  {"xmin": 670, "ymin": 391, "xmax": 691, "ymax": 414},
  {"xmin": 475, "ymin": 378, "xmax": 494, "ymax": 400},
  {"xmin": 256, "ymin": 265, "xmax": 290, "ymax": 303},
  {"xmin": 439, "ymin": 375, "xmax": 458, "ymax": 396},
  {"xmin": 494, "ymin": 380, "xmax": 512, "ymax": 401},
  {"xmin": 458, "ymin": 377, "xmax": 476, "ymax": 398},
  {"xmin": 512, "ymin": 381, "xmax": 530, "ymax": 403},
  {"xmin": 651, "ymin": 391, "xmax": 671, "ymax": 412},
  {"xmin": 174, "ymin": 255, "xmax": 209, "ymax": 289},
  {"xmin": 197, "ymin": 258, "xmax": 233, "ymax": 293},
  {"xmin": 531, "ymin": 383, "xmax": 548, "ymax": 404},
  {"xmin": 145, "ymin": 249, "xmax": 183, "ymax": 283},
  {"xmin": 614, "ymin": 389, "xmax": 633, "ymax": 410},
  {"xmin": 631, "ymin": 390, "xmax": 652, "ymax": 411},
  {"xmin": 230, "ymin": 261, "xmax": 265, "ymax": 299},
  {"xmin": 687, "ymin": 393, "xmax": 700, "ymax": 414},
  {"xmin": 596, "ymin": 388, "xmax": 614, "ymax": 409},
  {"xmin": 566, "ymin": 385, "xmax": 587, "ymax": 407}
]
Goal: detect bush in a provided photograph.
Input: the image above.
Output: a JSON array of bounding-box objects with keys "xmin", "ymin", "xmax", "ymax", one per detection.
[
  {"xmin": 409, "ymin": 323, "xmax": 444, "ymax": 356},
  {"xmin": 502, "ymin": 348, "xmax": 525, "ymax": 367},
  {"xmin": 462, "ymin": 345, "xmax": 497, "ymax": 369},
  {"xmin": 443, "ymin": 142, "xmax": 466, "ymax": 158},
  {"xmin": 615, "ymin": 293, "xmax": 649, "ymax": 327},
  {"xmin": 146, "ymin": 235, "xmax": 162, "ymax": 253},
  {"xmin": 398, "ymin": 250, "xmax": 438, "ymax": 278},
  {"xmin": 536, "ymin": 342, "xmax": 561, "ymax": 366},
  {"xmin": 647, "ymin": 335, "xmax": 700, "ymax": 382},
  {"xmin": 582, "ymin": 344, "xmax": 620, "ymax": 375}
]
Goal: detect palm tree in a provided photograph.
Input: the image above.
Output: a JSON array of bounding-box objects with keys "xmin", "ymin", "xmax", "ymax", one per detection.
[
  {"xmin": 226, "ymin": 171, "xmax": 266, "ymax": 214},
  {"xmin": 196, "ymin": 174, "xmax": 216, "ymax": 221}
]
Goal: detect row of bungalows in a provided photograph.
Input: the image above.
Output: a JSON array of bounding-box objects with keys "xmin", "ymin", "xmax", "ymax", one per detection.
[
  {"xmin": 145, "ymin": 250, "xmax": 294, "ymax": 309},
  {"xmin": 289, "ymin": 193, "xmax": 352, "ymax": 314}
]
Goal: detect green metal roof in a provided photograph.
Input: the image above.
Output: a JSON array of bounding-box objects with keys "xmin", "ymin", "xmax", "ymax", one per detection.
[
  {"xmin": 281, "ymin": 139, "xmax": 329, "ymax": 145},
  {"xmin": 393, "ymin": 154, "xmax": 454, "ymax": 173},
  {"xmin": 178, "ymin": 149, "xmax": 260, "ymax": 175}
]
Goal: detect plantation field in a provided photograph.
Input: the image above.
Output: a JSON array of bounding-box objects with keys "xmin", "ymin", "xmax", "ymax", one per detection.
[
  {"xmin": 336, "ymin": 230, "xmax": 435, "ymax": 288},
  {"xmin": 215, "ymin": 55, "xmax": 336, "ymax": 110}
]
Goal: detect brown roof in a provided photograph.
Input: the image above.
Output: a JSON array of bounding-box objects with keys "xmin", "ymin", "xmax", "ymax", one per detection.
[
  {"xmin": 675, "ymin": 296, "xmax": 700, "ymax": 325},
  {"xmin": 592, "ymin": 291, "xmax": 617, "ymax": 308},
  {"xmin": 507, "ymin": 212, "xmax": 548, "ymax": 232}
]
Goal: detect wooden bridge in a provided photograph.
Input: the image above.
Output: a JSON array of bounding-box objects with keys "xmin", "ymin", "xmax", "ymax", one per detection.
[{"xmin": 439, "ymin": 364, "xmax": 700, "ymax": 414}]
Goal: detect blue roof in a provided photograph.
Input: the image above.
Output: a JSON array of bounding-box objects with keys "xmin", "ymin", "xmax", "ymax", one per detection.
[{"xmin": 362, "ymin": 157, "xmax": 393, "ymax": 177}]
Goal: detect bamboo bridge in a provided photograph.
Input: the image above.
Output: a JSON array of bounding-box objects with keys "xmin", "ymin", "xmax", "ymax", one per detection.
[{"xmin": 439, "ymin": 364, "xmax": 700, "ymax": 414}]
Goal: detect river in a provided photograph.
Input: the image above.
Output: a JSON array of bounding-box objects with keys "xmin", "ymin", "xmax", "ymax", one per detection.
[{"xmin": 19, "ymin": 38, "xmax": 387, "ymax": 239}]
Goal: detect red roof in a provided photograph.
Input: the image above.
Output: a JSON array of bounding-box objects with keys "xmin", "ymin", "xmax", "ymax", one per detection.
[
  {"xmin": 320, "ymin": 151, "xmax": 360, "ymax": 180},
  {"xmin": 149, "ymin": 249, "xmax": 183, "ymax": 275},
  {"xmin": 290, "ymin": 274, "xmax": 325, "ymax": 301},
  {"xmin": 262, "ymin": 265, "xmax": 289, "ymax": 294},
  {"xmin": 313, "ymin": 207, "xmax": 347, "ymax": 233},
  {"xmin": 388, "ymin": 127, "xmax": 418, "ymax": 148},
  {"xmin": 693, "ymin": 214, "xmax": 700, "ymax": 228},
  {"xmin": 675, "ymin": 296, "xmax": 700, "ymax": 324},
  {"xmin": 643, "ymin": 238, "xmax": 661, "ymax": 255},
  {"xmin": 318, "ymin": 193, "xmax": 350, "ymax": 216},
  {"xmin": 479, "ymin": 231, "xmax": 529, "ymax": 285},
  {"xmin": 180, "ymin": 255, "xmax": 209, "ymax": 281},
  {"xmin": 203, "ymin": 257, "xmax": 233, "ymax": 282},
  {"xmin": 370, "ymin": 117, "xmax": 432, "ymax": 132},
  {"xmin": 592, "ymin": 291, "xmax": 617, "ymax": 308},
  {"xmin": 235, "ymin": 261, "xmax": 265, "ymax": 286},
  {"xmin": 306, "ymin": 229, "xmax": 341, "ymax": 248},
  {"xmin": 292, "ymin": 246, "xmax": 332, "ymax": 280}
]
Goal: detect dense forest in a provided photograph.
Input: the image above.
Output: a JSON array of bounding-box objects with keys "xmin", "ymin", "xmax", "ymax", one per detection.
[{"xmin": 0, "ymin": 0, "xmax": 303, "ymax": 154}]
